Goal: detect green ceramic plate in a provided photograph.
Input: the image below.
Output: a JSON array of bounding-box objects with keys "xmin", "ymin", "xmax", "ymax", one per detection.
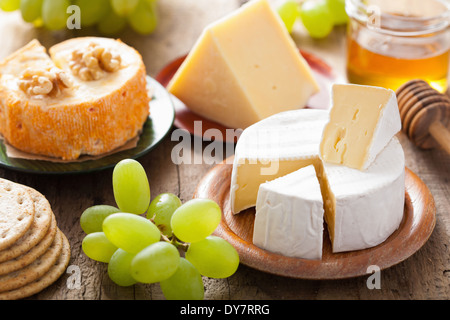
[{"xmin": 0, "ymin": 77, "xmax": 175, "ymax": 175}]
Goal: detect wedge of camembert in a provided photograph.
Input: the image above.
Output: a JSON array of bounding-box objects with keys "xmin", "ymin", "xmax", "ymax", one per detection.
[
  {"xmin": 0, "ymin": 37, "xmax": 149, "ymax": 160},
  {"xmin": 320, "ymin": 84, "xmax": 401, "ymax": 170},
  {"xmin": 167, "ymin": 0, "xmax": 319, "ymax": 129},
  {"xmin": 254, "ymin": 165, "xmax": 324, "ymax": 260}
]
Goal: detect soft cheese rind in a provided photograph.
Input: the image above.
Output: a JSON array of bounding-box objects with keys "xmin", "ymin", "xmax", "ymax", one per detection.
[
  {"xmin": 230, "ymin": 109, "xmax": 329, "ymax": 214},
  {"xmin": 324, "ymin": 137, "xmax": 405, "ymax": 253},
  {"xmin": 253, "ymin": 165, "xmax": 324, "ymax": 260}
]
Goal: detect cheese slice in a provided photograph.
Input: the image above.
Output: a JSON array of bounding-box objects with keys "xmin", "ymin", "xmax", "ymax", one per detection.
[
  {"xmin": 230, "ymin": 109, "xmax": 328, "ymax": 214},
  {"xmin": 167, "ymin": 0, "xmax": 319, "ymax": 129},
  {"xmin": 320, "ymin": 84, "xmax": 401, "ymax": 170},
  {"xmin": 253, "ymin": 165, "xmax": 324, "ymax": 260},
  {"xmin": 0, "ymin": 38, "xmax": 149, "ymax": 160}
]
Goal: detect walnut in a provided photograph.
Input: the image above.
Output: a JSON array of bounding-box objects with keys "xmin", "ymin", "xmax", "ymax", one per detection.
[
  {"xmin": 18, "ymin": 68, "xmax": 73, "ymax": 98},
  {"xmin": 69, "ymin": 43, "xmax": 122, "ymax": 81}
]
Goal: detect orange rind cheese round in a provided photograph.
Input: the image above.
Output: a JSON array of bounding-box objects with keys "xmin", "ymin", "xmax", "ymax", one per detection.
[{"xmin": 0, "ymin": 37, "xmax": 150, "ymax": 161}]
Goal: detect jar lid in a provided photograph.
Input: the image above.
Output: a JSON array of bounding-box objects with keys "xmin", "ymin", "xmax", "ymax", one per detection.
[{"xmin": 346, "ymin": 0, "xmax": 450, "ymax": 36}]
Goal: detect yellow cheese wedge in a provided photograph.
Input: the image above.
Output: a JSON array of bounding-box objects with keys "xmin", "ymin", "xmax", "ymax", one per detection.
[
  {"xmin": 167, "ymin": 0, "xmax": 319, "ymax": 129},
  {"xmin": 319, "ymin": 84, "xmax": 401, "ymax": 170},
  {"xmin": 0, "ymin": 37, "xmax": 150, "ymax": 160}
]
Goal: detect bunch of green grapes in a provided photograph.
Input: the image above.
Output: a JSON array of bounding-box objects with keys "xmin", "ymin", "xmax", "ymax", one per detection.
[
  {"xmin": 278, "ymin": 0, "xmax": 348, "ymax": 38},
  {"xmin": 0, "ymin": 0, "xmax": 158, "ymax": 35},
  {"xmin": 80, "ymin": 159, "xmax": 240, "ymax": 300}
]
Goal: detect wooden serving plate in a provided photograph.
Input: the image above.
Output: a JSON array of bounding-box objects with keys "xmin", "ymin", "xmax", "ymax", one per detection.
[
  {"xmin": 193, "ymin": 157, "xmax": 436, "ymax": 280},
  {"xmin": 156, "ymin": 50, "xmax": 342, "ymax": 143}
]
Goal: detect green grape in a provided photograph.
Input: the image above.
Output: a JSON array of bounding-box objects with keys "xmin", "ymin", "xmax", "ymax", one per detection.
[
  {"xmin": 171, "ymin": 198, "xmax": 222, "ymax": 243},
  {"xmin": 82, "ymin": 232, "xmax": 118, "ymax": 263},
  {"xmin": 112, "ymin": 159, "xmax": 151, "ymax": 215},
  {"xmin": 326, "ymin": 0, "xmax": 348, "ymax": 25},
  {"xmin": 147, "ymin": 193, "xmax": 182, "ymax": 237},
  {"xmin": 128, "ymin": 0, "xmax": 158, "ymax": 35},
  {"xmin": 74, "ymin": 0, "xmax": 109, "ymax": 27},
  {"xmin": 102, "ymin": 213, "xmax": 161, "ymax": 254},
  {"xmin": 186, "ymin": 236, "xmax": 239, "ymax": 279},
  {"xmin": 299, "ymin": 0, "xmax": 334, "ymax": 39},
  {"xmin": 80, "ymin": 205, "xmax": 120, "ymax": 234},
  {"xmin": 97, "ymin": 6, "xmax": 127, "ymax": 35},
  {"xmin": 0, "ymin": 0, "xmax": 20, "ymax": 11},
  {"xmin": 277, "ymin": 0, "xmax": 300, "ymax": 34},
  {"xmin": 20, "ymin": 0, "xmax": 43, "ymax": 23},
  {"xmin": 111, "ymin": 0, "xmax": 138, "ymax": 16},
  {"xmin": 107, "ymin": 249, "xmax": 137, "ymax": 287},
  {"xmin": 130, "ymin": 241, "xmax": 180, "ymax": 284},
  {"xmin": 42, "ymin": 0, "xmax": 70, "ymax": 31},
  {"xmin": 160, "ymin": 258, "xmax": 204, "ymax": 300}
]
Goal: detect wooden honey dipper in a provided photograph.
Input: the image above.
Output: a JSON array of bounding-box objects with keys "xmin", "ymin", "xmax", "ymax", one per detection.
[{"xmin": 396, "ymin": 79, "xmax": 450, "ymax": 155}]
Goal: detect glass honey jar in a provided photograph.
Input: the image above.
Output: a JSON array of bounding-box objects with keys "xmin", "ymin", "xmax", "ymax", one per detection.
[{"xmin": 345, "ymin": 0, "xmax": 450, "ymax": 93}]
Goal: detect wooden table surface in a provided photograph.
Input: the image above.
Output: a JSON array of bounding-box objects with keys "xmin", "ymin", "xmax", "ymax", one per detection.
[{"xmin": 0, "ymin": 0, "xmax": 449, "ymax": 300}]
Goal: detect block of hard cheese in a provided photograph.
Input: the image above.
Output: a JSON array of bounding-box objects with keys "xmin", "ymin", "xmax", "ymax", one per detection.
[
  {"xmin": 167, "ymin": 0, "xmax": 319, "ymax": 129},
  {"xmin": 320, "ymin": 84, "xmax": 401, "ymax": 170}
]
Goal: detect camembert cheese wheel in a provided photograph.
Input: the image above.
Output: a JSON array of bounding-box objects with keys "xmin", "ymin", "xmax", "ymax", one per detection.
[
  {"xmin": 232, "ymin": 109, "xmax": 405, "ymax": 259},
  {"xmin": 0, "ymin": 37, "xmax": 150, "ymax": 160}
]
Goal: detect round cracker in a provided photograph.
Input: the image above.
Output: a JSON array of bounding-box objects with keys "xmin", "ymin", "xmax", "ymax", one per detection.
[
  {"xmin": 0, "ymin": 232, "xmax": 71, "ymax": 300},
  {"xmin": 0, "ymin": 214, "xmax": 57, "ymax": 276},
  {"xmin": 0, "ymin": 188, "xmax": 53, "ymax": 263},
  {"xmin": 0, "ymin": 229, "xmax": 63, "ymax": 293},
  {"xmin": 0, "ymin": 179, "xmax": 35, "ymax": 251}
]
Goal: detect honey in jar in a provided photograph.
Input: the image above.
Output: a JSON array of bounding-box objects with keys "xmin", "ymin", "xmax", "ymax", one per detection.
[{"xmin": 345, "ymin": 0, "xmax": 450, "ymax": 93}]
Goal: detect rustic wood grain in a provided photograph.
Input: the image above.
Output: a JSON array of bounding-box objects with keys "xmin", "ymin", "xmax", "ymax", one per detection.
[{"xmin": 0, "ymin": 0, "xmax": 449, "ymax": 300}]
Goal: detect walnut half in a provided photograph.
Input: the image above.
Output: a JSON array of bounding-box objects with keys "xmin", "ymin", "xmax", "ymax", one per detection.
[
  {"xmin": 18, "ymin": 68, "xmax": 73, "ymax": 98},
  {"xmin": 69, "ymin": 43, "xmax": 122, "ymax": 81}
]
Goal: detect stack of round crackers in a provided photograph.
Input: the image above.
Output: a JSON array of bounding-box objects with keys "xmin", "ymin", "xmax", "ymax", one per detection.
[{"xmin": 0, "ymin": 178, "xmax": 70, "ymax": 300}]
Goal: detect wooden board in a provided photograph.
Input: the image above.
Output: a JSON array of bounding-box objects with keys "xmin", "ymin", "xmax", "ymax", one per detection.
[{"xmin": 193, "ymin": 157, "xmax": 437, "ymax": 280}]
